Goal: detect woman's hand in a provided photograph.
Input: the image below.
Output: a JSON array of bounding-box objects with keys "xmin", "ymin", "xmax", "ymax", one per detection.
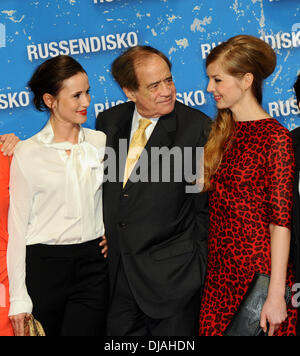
[
  {"xmin": 0, "ymin": 133, "xmax": 20, "ymax": 156},
  {"xmin": 260, "ymin": 295, "xmax": 288, "ymax": 336},
  {"xmin": 10, "ymin": 313, "xmax": 31, "ymax": 336},
  {"xmin": 99, "ymin": 235, "xmax": 108, "ymax": 258}
]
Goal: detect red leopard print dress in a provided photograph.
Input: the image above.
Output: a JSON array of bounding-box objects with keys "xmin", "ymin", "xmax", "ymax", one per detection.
[{"xmin": 199, "ymin": 118, "xmax": 297, "ymax": 336}]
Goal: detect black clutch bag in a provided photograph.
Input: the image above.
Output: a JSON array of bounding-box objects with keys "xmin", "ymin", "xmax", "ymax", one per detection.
[{"xmin": 224, "ymin": 273, "xmax": 291, "ymax": 336}]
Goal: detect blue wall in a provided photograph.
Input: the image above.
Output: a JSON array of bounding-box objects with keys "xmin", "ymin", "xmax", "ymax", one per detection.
[{"xmin": 0, "ymin": 0, "xmax": 299, "ymax": 139}]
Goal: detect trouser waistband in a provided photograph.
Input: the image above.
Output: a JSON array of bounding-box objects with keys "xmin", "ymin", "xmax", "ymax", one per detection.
[{"xmin": 26, "ymin": 237, "xmax": 103, "ymax": 259}]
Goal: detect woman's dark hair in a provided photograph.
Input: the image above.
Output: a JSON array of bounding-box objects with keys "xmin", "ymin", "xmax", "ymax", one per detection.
[
  {"xmin": 112, "ymin": 45, "xmax": 172, "ymax": 91},
  {"xmin": 294, "ymin": 74, "xmax": 300, "ymax": 106},
  {"xmin": 28, "ymin": 55, "xmax": 86, "ymax": 112}
]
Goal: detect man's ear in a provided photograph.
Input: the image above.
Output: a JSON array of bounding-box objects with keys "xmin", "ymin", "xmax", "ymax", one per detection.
[
  {"xmin": 42, "ymin": 93, "xmax": 55, "ymax": 110},
  {"xmin": 123, "ymin": 87, "xmax": 137, "ymax": 103}
]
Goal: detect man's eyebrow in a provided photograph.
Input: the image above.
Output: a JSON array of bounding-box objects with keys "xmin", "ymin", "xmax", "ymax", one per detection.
[
  {"xmin": 147, "ymin": 80, "xmax": 161, "ymax": 88},
  {"xmin": 147, "ymin": 76, "xmax": 173, "ymax": 88}
]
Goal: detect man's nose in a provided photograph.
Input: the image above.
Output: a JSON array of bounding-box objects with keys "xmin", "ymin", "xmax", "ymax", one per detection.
[{"xmin": 160, "ymin": 82, "xmax": 172, "ymax": 96}]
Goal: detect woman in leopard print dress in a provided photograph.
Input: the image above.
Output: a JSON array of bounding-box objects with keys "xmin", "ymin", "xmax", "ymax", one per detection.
[{"xmin": 199, "ymin": 35, "xmax": 297, "ymax": 336}]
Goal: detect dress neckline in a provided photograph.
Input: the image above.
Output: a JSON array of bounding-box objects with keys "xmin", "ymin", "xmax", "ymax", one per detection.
[{"xmin": 235, "ymin": 118, "xmax": 275, "ymax": 124}]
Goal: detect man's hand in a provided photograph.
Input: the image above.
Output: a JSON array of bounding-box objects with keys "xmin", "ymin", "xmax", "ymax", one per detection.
[{"xmin": 0, "ymin": 133, "xmax": 20, "ymax": 156}]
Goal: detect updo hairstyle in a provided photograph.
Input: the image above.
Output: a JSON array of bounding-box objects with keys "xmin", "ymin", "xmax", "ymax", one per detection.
[{"xmin": 28, "ymin": 55, "xmax": 86, "ymax": 112}]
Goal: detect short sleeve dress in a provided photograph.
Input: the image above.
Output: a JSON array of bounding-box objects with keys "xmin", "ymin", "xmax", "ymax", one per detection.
[
  {"xmin": 199, "ymin": 118, "xmax": 297, "ymax": 336},
  {"xmin": 0, "ymin": 150, "xmax": 13, "ymax": 336}
]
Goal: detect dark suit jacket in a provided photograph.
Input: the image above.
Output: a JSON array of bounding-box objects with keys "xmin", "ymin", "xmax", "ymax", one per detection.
[
  {"xmin": 292, "ymin": 127, "xmax": 300, "ymax": 282},
  {"xmin": 96, "ymin": 101, "xmax": 211, "ymax": 319}
]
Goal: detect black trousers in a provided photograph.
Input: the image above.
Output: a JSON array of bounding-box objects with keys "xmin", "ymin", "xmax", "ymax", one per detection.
[
  {"xmin": 26, "ymin": 238, "xmax": 108, "ymax": 336},
  {"xmin": 107, "ymin": 261, "xmax": 201, "ymax": 336}
]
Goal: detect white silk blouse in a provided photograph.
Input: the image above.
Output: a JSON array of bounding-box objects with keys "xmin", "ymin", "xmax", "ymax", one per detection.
[{"xmin": 7, "ymin": 121, "xmax": 106, "ymax": 316}]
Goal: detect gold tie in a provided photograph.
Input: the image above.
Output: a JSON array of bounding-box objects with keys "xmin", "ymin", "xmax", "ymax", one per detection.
[{"xmin": 123, "ymin": 118, "xmax": 152, "ymax": 187}]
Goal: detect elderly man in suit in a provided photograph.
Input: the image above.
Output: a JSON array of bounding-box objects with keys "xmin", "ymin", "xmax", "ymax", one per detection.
[
  {"xmin": 96, "ymin": 46, "xmax": 211, "ymax": 336},
  {"xmin": 291, "ymin": 74, "xmax": 300, "ymax": 334}
]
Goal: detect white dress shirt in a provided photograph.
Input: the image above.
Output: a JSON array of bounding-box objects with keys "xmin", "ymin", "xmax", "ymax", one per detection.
[
  {"xmin": 7, "ymin": 121, "xmax": 106, "ymax": 316},
  {"xmin": 130, "ymin": 107, "xmax": 160, "ymax": 142}
]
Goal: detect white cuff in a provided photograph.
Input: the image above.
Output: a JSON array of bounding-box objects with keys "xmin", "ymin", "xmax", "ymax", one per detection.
[{"xmin": 8, "ymin": 299, "xmax": 33, "ymax": 317}]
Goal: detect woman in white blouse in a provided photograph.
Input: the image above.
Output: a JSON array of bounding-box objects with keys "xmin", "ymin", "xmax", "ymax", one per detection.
[{"xmin": 7, "ymin": 55, "xmax": 108, "ymax": 336}]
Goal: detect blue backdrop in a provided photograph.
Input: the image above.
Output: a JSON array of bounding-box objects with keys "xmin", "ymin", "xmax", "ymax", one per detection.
[{"xmin": 0, "ymin": 0, "xmax": 299, "ymax": 139}]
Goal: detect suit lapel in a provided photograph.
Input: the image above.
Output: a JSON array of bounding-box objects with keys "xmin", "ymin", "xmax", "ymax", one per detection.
[
  {"xmin": 108, "ymin": 103, "xmax": 134, "ymax": 193},
  {"xmin": 123, "ymin": 107, "xmax": 177, "ymax": 191}
]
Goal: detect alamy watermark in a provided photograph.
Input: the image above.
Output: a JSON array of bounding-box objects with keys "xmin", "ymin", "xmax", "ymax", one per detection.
[
  {"xmin": 0, "ymin": 23, "xmax": 6, "ymax": 48},
  {"xmin": 101, "ymin": 141, "xmax": 204, "ymax": 193}
]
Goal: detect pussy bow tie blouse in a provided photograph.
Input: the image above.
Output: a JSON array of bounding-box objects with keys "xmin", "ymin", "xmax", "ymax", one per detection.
[{"xmin": 7, "ymin": 121, "xmax": 106, "ymax": 316}]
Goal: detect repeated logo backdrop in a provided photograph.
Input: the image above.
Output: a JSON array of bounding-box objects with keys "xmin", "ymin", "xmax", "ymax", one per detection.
[{"xmin": 0, "ymin": 0, "xmax": 299, "ymax": 139}]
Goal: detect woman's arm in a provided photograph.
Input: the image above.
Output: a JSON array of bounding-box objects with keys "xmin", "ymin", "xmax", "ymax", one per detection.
[
  {"xmin": 7, "ymin": 152, "xmax": 33, "ymax": 336},
  {"xmin": 260, "ymin": 128, "xmax": 295, "ymax": 336},
  {"xmin": 260, "ymin": 224, "xmax": 290, "ymax": 336}
]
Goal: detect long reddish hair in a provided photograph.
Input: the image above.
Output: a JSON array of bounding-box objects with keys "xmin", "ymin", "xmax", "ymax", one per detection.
[{"xmin": 203, "ymin": 35, "xmax": 276, "ymax": 191}]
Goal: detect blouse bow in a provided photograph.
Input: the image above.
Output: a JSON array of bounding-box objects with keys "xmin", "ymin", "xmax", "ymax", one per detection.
[{"xmin": 37, "ymin": 121, "xmax": 103, "ymax": 241}]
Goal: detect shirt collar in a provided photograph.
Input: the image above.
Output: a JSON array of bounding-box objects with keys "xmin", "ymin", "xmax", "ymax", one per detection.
[
  {"xmin": 132, "ymin": 107, "xmax": 160, "ymax": 130},
  {"xmin": 37, "ymin": 120, "xmax": 85, "ymax": 145}
]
